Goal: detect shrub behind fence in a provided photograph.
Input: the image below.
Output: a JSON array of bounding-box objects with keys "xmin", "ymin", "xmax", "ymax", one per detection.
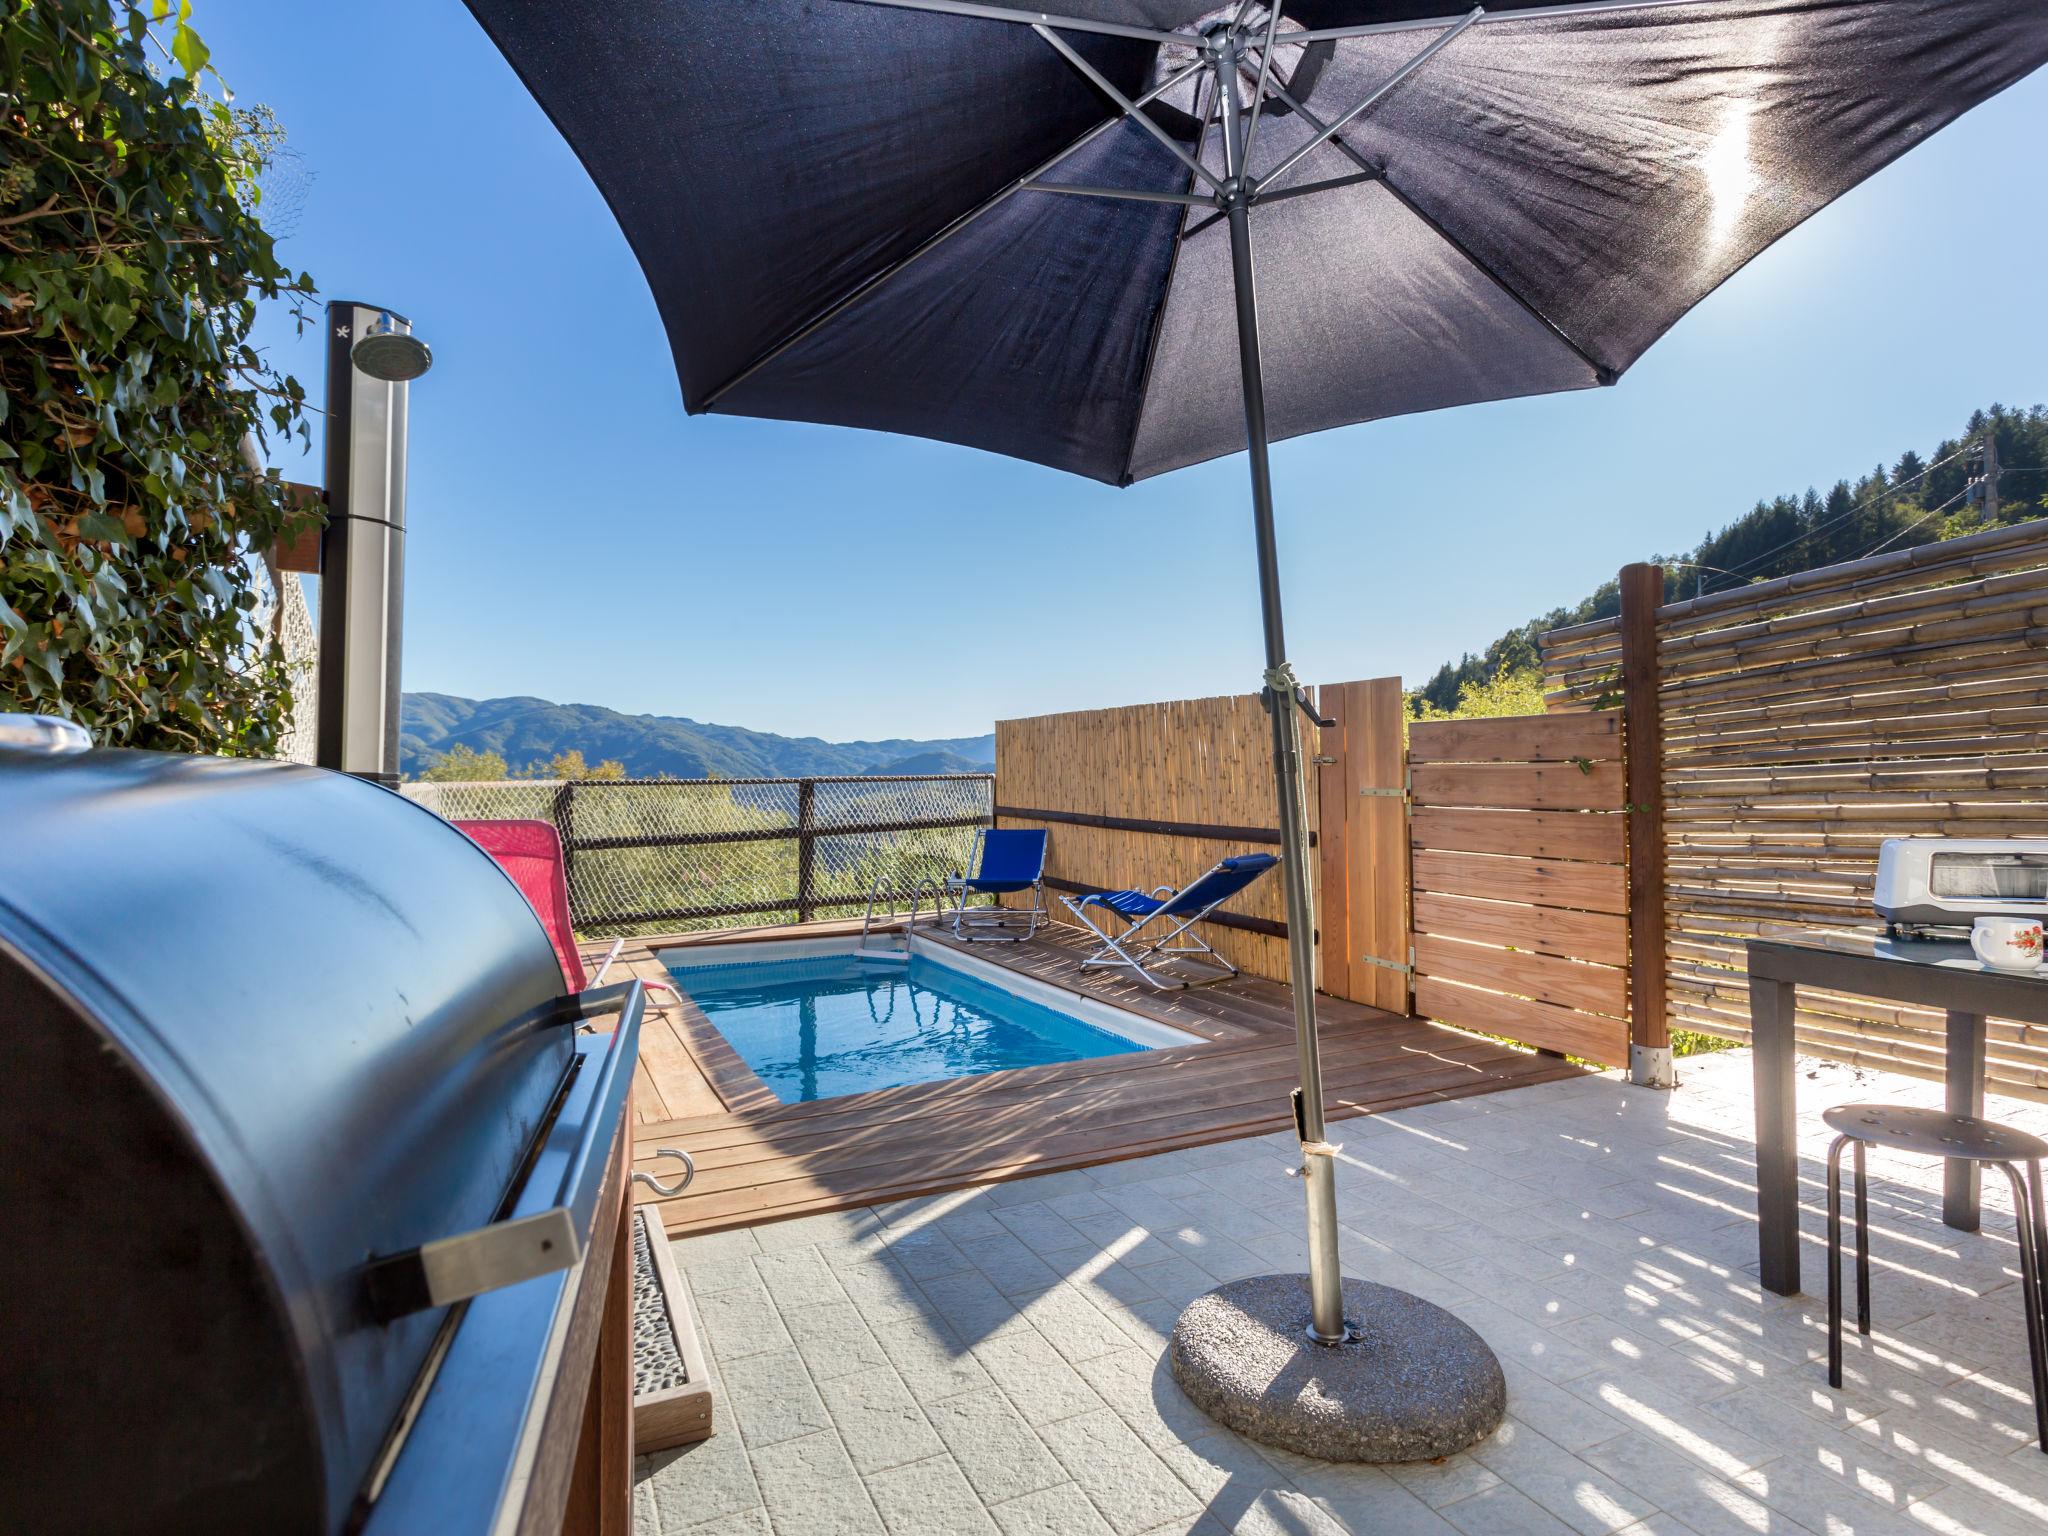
[{"xmin": 404, "ymin": 774, "xmax": 994, "ymax": 937}]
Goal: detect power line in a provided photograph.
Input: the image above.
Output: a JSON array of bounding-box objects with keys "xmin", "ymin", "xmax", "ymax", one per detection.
[
  {"xmin": 1850, "ymin": 485, "xmax": 1972, "ymax": 562},
  {"xmin": 1697, "ymin": 444, "xmax": 1970, "ymax": 595}
]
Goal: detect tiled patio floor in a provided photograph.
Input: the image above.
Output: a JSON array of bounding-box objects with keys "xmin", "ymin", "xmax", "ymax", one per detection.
[{"xmin": 634, "ymin": 1050, "xmax": 2048, "ymax": 1536}]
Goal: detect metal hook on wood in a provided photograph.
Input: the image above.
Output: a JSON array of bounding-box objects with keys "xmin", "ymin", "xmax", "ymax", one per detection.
[{"xmin": 632, "ymin": 1147, "xmax": 696, "ymax": 1199}]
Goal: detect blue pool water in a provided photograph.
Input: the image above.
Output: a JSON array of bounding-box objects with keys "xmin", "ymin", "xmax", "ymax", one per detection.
[{"xmin": 670, "ymin": 953, "xmax": 1146, "ymax": 1103}]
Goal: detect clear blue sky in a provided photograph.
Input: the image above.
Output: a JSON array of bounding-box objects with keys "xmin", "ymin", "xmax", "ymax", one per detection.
[{"xmin": 210, "ymin": 1, "xmax": 2048, "ymax": 742}]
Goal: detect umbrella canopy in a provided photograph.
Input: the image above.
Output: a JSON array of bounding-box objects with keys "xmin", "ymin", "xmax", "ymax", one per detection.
[
  {"xmin": 464, "ymin": 0, "xmax": 2048, "ymax": 1359},
  {"xmin": 464, "ymin": 0, "xmax": 2045, "ymax": 485}
]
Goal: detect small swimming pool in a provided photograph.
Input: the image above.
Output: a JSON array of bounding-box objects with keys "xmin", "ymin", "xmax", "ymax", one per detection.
[{"xmin": 666, "ymin": 944, "xmax": 1189, "ymax": 1103}]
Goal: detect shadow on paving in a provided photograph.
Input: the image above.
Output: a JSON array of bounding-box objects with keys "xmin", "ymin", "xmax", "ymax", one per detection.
[{"xmin": 647, "ymin": 1054, "xmax": 2048, "ymax": 1536}]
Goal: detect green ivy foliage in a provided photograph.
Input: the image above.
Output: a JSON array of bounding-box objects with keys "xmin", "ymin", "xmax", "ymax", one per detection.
[{"xmin": 0, "ymin": 0, "xmax": 316, "ymax": 752}]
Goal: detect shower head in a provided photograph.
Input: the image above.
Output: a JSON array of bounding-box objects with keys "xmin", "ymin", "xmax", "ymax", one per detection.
[{"xmin": 350, "ymin": 311, "xmax": 433, "ymax": 383}]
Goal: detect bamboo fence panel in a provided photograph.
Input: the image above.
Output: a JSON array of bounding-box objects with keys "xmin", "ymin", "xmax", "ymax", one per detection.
[
  {"xmin": 1540, "ymin": 618, "xmax": 1623, "ymax": 712},
  {"xmin": 993, "ymin": 691, "xmax": 1315, "ymax": 982},
  {"xmin": 1562, "ymin": 517, "xmax": 2048, "ymax": 1100},
  {"xmin": 1408, "ymin": 714, "xmax": 1630, "ymax": 1066}
]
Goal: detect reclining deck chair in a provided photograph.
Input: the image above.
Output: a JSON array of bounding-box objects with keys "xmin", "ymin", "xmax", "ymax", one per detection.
[
  {"xmin": 945, "ymin": 827, "xmax": 1048, "ymax": 942},
  {"xmin": 1061, "ymin": 853, "xmax": 1279, "ymax": 990}
]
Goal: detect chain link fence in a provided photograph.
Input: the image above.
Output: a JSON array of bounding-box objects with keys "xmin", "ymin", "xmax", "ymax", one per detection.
[{"xmin": 404, "ymin": 774, "xmax": 995, "ymax": 937}]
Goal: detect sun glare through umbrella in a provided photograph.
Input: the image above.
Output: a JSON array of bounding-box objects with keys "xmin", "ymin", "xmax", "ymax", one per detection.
[{"xmin": 1701, "ymin": 97, "xmax": 1757, "ymax": 248}]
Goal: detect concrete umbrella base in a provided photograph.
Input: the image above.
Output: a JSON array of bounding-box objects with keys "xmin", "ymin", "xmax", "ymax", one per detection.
[{"xmin": 1169, "ymin": 1275, "xmax": 1507, "ymax": 1463}]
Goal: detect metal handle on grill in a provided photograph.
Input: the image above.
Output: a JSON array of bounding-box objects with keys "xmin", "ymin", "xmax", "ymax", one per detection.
[{"xmin": 363, "ymin": 979, "xmax": 647, "ymax": 1321}]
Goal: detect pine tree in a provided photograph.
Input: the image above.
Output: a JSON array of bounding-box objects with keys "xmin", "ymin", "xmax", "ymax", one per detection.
[{"xmin": 1411, "ymin": 403, "xmax": 2048, "ymax": 720}]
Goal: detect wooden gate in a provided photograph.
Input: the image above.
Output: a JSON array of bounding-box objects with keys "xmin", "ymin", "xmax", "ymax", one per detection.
[
  {"xmin": 1408, "ymin": 713, "xmax": 1631, "ymax": 1066},
  {"xmin": 1315, "ymin": 678, "xmax": 1410, "ymax": 1013}
]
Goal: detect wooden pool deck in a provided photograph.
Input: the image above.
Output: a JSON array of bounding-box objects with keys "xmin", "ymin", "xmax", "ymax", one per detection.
[{"xmin": 596, "ymin": 920, "xmax": 1585, "ymax": 1237}]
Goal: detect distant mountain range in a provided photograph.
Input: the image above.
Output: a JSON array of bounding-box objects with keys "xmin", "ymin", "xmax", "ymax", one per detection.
[{"xmin": 401, "ymin": 692, "xmax": 995, "ymax": 780}]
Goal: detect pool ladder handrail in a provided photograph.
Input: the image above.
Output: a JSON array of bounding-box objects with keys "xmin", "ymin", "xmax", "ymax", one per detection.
[{"xmin": 858, "ymin": 874, "xmax": 949, "ymax": 960}]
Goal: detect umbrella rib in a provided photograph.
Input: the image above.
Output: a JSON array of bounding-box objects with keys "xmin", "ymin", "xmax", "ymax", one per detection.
[
  {"xmin": 699, "ymin": 59, "xmax": 1206, "ymax": 410},
  {"xmin": 833, "ymin": 0, "xmax": 1189, "ymax": 48},
  {"xmin": 1182, "ymin": 167, "xmax": 1381, "ymax": 241},
  {"xmin": 1120, "ymin": 67, "xmax": 1221, "ymax": 487},
  {"xmin": 1255, "ymin": 169, "xmax": 1378, "ymax": 206},
  {"xmin": 1257, "ymin": 5, "xmax": 1483, "ymax": 195},
  {"xmin": 1241, "ymin": 3, "xmax": 1283, "ymax": 168},
  {"xmin": 1034, "ymin": 25, "xmax": 1227, "ymax": 195},
  {"xmin": 1020, "ymin": 182, "xmax": 1213, "ymax": 206},
  {"xmin": 1249, "ymin": 64, "xmax": 1612, "ymax": 383}
]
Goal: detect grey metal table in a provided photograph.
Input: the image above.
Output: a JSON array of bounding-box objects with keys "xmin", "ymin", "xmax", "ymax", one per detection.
[{"xmin": 1748, "ymin": 930, "xmax": 2048, "ymax": 1297}]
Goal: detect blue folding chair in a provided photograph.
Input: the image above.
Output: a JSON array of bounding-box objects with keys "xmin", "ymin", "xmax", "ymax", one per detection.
[
  {"xmin": 1061, "ymin": 854, "xmax": 1279, "ymax": 989},
  {"xmin": 945, "ymin": 827, "xmax": 1049, "ymax": 942}
]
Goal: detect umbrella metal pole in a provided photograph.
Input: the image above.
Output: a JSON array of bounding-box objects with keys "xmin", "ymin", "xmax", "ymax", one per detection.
[{"xmin": 1216, "ymin": 37, "xmax": 1348, "ymax": 1348}]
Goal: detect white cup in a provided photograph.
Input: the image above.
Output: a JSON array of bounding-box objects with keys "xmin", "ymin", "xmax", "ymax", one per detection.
[{"xmin": 1971, "ymin": 916, "xmax": 2045, "ymax": 972}]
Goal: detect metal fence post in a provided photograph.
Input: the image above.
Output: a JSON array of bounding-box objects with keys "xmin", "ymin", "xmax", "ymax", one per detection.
[
  {"xmin": 552, "ymin": 781, "xmax": 577, "ymax": 925},
  {"xmin": 796, "ymin": 778, "xmax": 817, "ymax": 924}
]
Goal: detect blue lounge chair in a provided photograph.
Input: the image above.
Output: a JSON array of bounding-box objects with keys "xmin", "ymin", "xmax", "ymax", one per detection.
[
  {"xmin": 945, "ymin": 827, "xmax": 1049, "ymax": 942},
  {"xmin": 1061, "ymin": 854, "xmax": 1279, "ymax": 990}
]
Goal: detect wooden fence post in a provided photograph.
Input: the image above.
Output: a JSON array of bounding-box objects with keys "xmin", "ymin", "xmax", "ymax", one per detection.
[
  {"xmin": 795, "ymin": 778, "xmax": 817, "ymax": 923},
  {"xmin": 1619, "ymin": 563, "xmax": 1674, "ymax": 1088}
]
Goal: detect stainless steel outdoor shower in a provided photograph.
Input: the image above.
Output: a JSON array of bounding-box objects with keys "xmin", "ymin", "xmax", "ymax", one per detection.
[{"xmin": 318, "ymin": 301, "xmax": 431, "ymax": 784}]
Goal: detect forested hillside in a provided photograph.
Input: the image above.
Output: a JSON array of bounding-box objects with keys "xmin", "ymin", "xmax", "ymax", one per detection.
[
  {"xmin": 1413, "ymin": 404, "xmax": 2048, "ymax": 717},
  {"xmin": 401, "ymin": 692, "xmax": 994, "ymax": 780}
]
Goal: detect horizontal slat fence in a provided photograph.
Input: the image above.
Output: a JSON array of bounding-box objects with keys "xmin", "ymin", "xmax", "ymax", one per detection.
[
  {"xmin": 1541, "ymin": 518, "xmax": 2048, "ymax": 1101},
  {"xmin": 1409, "ymin": 713, "xmax": 1631, "ymax": 1066},
  {"xmin": 994, "ymin": 691, "xmax": 1315, "ymax": 984}
]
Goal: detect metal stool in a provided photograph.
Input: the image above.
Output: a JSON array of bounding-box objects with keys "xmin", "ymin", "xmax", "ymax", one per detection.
[{"xmin": 1822, "ymin": 1103, "xmax": 2048, "ymax": 1452}]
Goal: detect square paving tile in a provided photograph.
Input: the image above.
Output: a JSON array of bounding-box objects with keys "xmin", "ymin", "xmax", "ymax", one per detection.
[{"xmin": 634, "ymin": 1053, "xmax": 2048, "ymax": 1536}]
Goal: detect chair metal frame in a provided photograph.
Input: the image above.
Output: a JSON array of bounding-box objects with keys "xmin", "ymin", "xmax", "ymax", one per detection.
[
  {"xmin": 1060, "ymin": 855, "xmax": 1276, "ymax": 991},
  {"xmin": 1825, "ymin": 1127, "xmax": 2048, "ymax": 1452},
  {"xmin": 945, "ymin": 827, "xmax": 1048, "ymax": 944}
]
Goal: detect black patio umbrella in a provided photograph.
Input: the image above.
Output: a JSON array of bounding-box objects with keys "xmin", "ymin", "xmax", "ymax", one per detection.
[{"xmin": 463, "ymin": 0, "xmax": 2048, "ymax": 1372}]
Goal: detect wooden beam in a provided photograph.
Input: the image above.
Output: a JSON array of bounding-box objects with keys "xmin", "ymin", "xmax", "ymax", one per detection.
[
  {"xmin": 1413, "ymin": 890, "xmax": 1627, "ymax": 968},
  {"xmin": 1410, "ymin": 712, "xmax": 1621, "ymax": 764},
  {"xmin": 1412, "ymin": 848, "xmax": 1626, "ymax": 914},
  {"xmin": 1409, "ymin": 759, "xmax": 1624, "ymax": 812},
  {"xmin": 996, "ymin": 803, "xmax": 1312, "ymax": 848},
  {"xmin": 1620, "ymin": 562, "xmax": 1670, "ymax": 1075},
  {"xmin": 1410, "ymin": 806, "xmax": 1624, "ymax": 863},
  {"xmin": 1414, "ymin": 975, "xmax": 1628, "ymax": 1067}
]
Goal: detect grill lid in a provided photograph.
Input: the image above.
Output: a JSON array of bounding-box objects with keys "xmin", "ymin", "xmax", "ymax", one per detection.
[{"xmin": 0, "ymin": 747, "xmax": 580, "ymax": 1534}]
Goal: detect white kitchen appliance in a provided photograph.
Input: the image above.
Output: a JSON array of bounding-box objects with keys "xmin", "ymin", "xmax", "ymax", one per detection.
[{"xmin": 1875, "ymin": 838, "xmax": 2048, "ymax": 935}]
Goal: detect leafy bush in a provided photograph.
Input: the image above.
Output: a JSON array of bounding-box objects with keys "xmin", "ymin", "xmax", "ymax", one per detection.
[
  {"xmin": 417, "ymin": 743, "xmax": 511, "ymax": 782},
  {"xmin": 0, "ymin": 0, "xmax": 316, "ymax": 752}
]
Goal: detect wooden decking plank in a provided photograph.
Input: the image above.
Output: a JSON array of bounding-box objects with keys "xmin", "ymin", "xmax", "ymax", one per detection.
[
  {"xmin": 919, "ymin": 924, "xmax": 1345, "ymax": 1037},
  {"xmin": 635, "ymin": 1038, "xmax": 1568, "ymax": 1204},
  {"xmin": 620, "ymin": 919, "xmax": 1585, "ymax": 1236},
  {"xmin": 634, "ymin": 1027, "xmax": 1525, "ymax": 1169},
  {"xmin": 646, "ymin": 1061, "xmax": 1555, "ymax": 1220},
  {"xmin": 632, "ymin": 1030, "xmax": 1295, "ymax": 1143},
  {"xmin": 633, "ymin": 1013, "xmax": 723, "ymax": 1122},
  {"xmin": 654, "ymin": 1055, "xmax": 1582, "ymax": 1235}
]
